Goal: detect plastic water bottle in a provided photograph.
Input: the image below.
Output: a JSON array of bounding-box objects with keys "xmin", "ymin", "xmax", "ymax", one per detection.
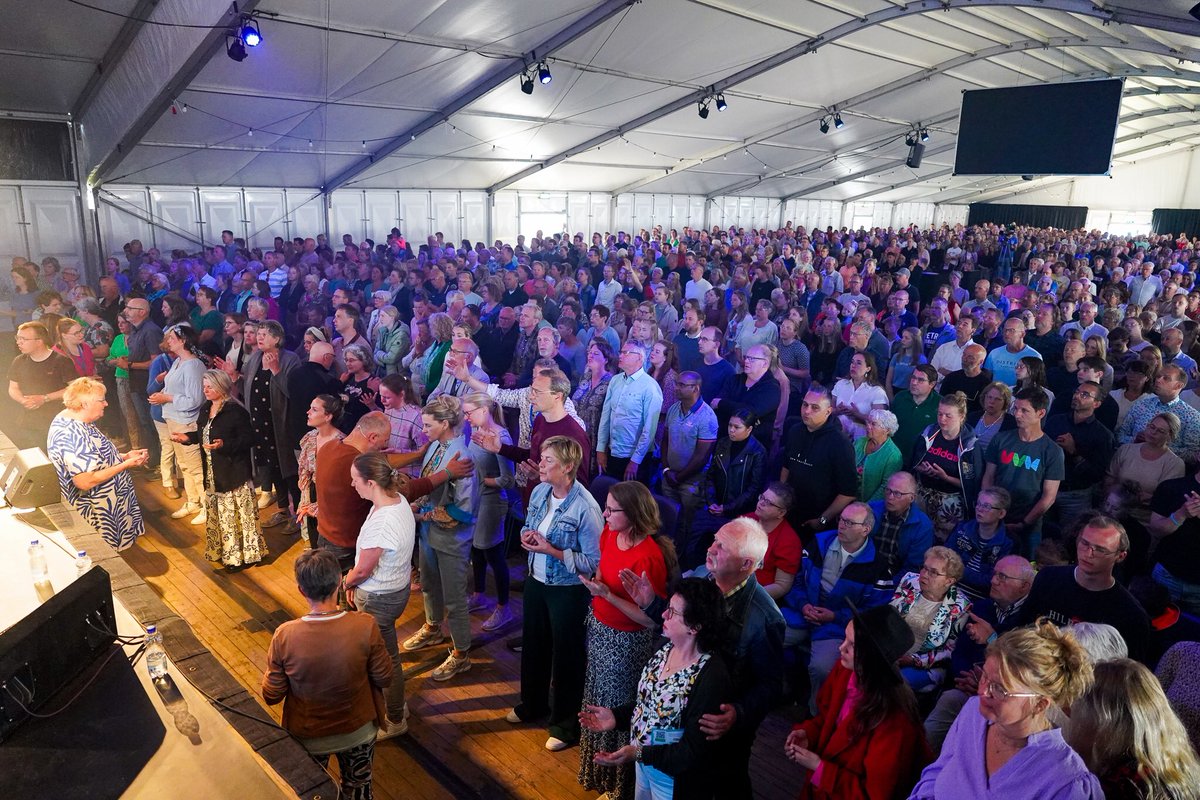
[
  {"xmin": 75, "ymin": 550, "xmax": 92, "ymax": 577},
  {"xmin": 145, "ymin": 625, "xmax": 168, "ymax": 680},
  {"xmin": 28, "ymin": 539, "xmax": 47, "ymax": 581}
]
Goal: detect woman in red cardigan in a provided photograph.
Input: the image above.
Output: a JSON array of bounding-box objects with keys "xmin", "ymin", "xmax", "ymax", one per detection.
[{"xmin": 784, "ymin": 603, "xmax": 931, "ymax": 800}]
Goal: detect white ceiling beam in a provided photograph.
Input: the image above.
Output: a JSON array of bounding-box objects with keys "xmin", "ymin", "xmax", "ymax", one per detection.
[
  {"xmin": 842, "ymin": 168, "xmax": 956, "ymax": 203},
  {"xmin": 319, "ymin": 0, "xmax": 639, "ymax": 194},
  {"xmin": 489, "ymin": 0, "xmax": 1174, "ymax": 195},
  {"xmin": 81, "ymin": 0, "xmax": 259, "ymax": 185},
  {"xmin": 617, "ymin": 32, "xmax": 1192, "ymax": 198}
]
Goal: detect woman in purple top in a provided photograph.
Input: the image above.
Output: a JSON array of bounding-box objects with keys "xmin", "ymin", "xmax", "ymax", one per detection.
[{"xmin": 909, "ymin": 620, "xmax": 1101, "ymax": 800}]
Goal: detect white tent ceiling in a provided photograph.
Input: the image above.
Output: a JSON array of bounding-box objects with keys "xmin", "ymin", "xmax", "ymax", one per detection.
[{"xmin": 9, "ymin": 0, "xmax": 1200, "ymax": 203}]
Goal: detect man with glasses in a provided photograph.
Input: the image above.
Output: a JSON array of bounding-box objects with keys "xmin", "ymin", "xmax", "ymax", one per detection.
[
  {"xmin": 695, "ymin": 325, "xmax": 734, "ymax": 404},
  {"xmin": 8, "ymin": 322, "xmax": 76, "ymax": 449},
  {"xmin": 597, "ymin": 340, "xmax": 662, "ymax": 482},
  {"xmin": 868, "ymin": 470, "xmax": 935, "ymax": 579},
  {"xmin": 946, "ymin": 487, "xmax": 1015, "ymax": 601},
  {"xmin": 660, "ymin": 370, "xmax": 717, "ymax": 539},
  {"xmin": 116, "ymin": 299, "xmax": 163, "ymax": 468},
  {"xmin": 892, "ymin": 364, "xmax": 941, "ymax": 465},
  {"xmin": 923, "ymin": 554, "xmax": 1034, "ymax": 752},
  {"xmin": 1043, "ymin": 380, "xmax": 1115, "ymax": 528},
  {"xmin": 780, "ymin": 502, "xmax": 892, "ymax": 714},
  {"xmin": 1118, "ymin": 364, "xmax": 1200, "ymax": 465},
  {"xmin": 1016, "ymin": 516, "xmax": 1150, "ymax": 663},
  {"xmin": 428, "ymin": 339, "xmax": 487, "ymax": 400}
]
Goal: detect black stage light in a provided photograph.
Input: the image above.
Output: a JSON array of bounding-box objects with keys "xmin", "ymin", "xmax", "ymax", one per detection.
[
  {"xmin": 833, "ymin": 113, "xmax": 844, "ymax": 129},
  {"xmin": 520, "ymin": 73, "xmax": 534, "ymax": 94}
]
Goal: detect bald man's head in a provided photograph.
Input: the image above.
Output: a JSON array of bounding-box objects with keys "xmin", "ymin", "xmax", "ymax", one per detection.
[{"xmin": 309, "ymin": 341, "xmax": 335, "ymax": 363}]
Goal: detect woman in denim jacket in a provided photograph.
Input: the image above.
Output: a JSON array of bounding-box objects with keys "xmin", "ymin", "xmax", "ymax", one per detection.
[{"xmin": 506, "ymin": 435, "xmax": 603, "ymax": 752}]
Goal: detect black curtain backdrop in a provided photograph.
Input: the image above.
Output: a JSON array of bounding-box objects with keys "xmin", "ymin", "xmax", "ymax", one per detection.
[
  {"xmin": 967, "ymin": 203, "xmax": 1087, "ymax": 229},
  {"xmin": 1151, "ymin": 209, "xmax": 1200, "ymax": 238}
]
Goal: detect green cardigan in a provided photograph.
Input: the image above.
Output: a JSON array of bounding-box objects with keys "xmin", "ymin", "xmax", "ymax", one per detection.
[{"xmin": 853, "ymin": 435, "xmax": 902, "ymax": 502}]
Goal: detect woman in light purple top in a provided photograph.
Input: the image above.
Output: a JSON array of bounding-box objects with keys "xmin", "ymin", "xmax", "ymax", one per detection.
[{"xmin": 909, "ymin": 620, "xmax": 1101, "ymax": 800}]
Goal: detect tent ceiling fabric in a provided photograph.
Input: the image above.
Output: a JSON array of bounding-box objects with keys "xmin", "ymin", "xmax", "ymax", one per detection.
[{"xmin": 7, "ymin": 0, "xmax": 1200, "ymax": 203}]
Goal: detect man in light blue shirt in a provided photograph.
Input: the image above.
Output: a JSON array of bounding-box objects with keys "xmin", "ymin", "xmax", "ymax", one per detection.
[
  {"xmin": 597, "ymin": 340, "xmax": 663, "ymax": 481},
  {"xmin": 983, "ymin": 317, "xmax": 1041, "ymax": 387}
]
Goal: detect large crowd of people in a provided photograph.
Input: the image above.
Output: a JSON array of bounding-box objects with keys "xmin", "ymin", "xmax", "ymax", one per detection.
[{"xmin": 12, "ymin": 220, "xmax": 1200, "ymax": 799}]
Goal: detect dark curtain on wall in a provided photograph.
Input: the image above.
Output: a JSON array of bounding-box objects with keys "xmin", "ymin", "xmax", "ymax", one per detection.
[
  {"xmin": 966, "ymin": 203, "xmax": 1087, "ymax": 230},
  {"xmin": 1151, "ymin": 209, "xmax": 1200, "ymax": 238}
]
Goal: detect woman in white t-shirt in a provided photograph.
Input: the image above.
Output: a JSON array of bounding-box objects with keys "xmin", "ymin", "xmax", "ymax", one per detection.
[
  {"xmin": 833, "ymin": 350, "xmax": 889, "ymax": 438},
  {"xmin": 344, "ymin": 451, "xmax": 417, "ymax": 740}
]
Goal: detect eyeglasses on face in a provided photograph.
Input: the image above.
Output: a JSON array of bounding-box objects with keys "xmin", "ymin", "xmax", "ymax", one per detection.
[
  {"xmin": 757, "ymin": 493, "xmax": 785, "ymax": 511},
  {"xmin": 1077, "ymin": 538, "xmax": 1121, "ymax": 558},
  {"xmin": 662, "ymin": 605, "xmax": 685, "ymax": 620},
  {"xmin": 884, "ymin": 487, "xmax": 914, "ymax": 498},
  {"xmin": 978, "ymin": 673, "xmax": 1039, "ymax": 701},
  {"xmin": 838, "ymin": 517, "xmax": 869, "ymax": 529},
  {"xmin": 920, "ymin": 564, "xmax": 949, "ymax": 578}
]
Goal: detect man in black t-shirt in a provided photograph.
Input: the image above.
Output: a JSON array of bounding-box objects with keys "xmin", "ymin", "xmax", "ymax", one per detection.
[
  {"xmin": 781, "ymin": 386, "xmax": 856, "ymax": 540},
  {"xmin": 1149, "ymin": 474, "xmax": 1200, "ymax": 616},
  {"xmin": 1017, "ymin": 516, "xmax": 1151, "ymax": 663}
]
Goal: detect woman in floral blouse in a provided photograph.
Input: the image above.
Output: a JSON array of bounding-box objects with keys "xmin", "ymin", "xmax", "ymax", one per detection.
[
  {"xmin": 889, "ymin": 546, "xmax": 971, "ymax": 692},
  {"xmin": 580, "ymin": 577, "xmax": 732, "ymax": 800}
]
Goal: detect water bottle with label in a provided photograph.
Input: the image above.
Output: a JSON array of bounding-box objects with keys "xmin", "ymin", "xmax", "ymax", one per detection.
[
  {"xmin": 75, "ymin": 550, "xmax": 92, "ymax": 577},
  {"xmin": 145, "ymin": 625, "xmax": 168, "ymax": 680},
  {"xmin": 28, "ymin": 539, "xmax": 47, "ymax": 581}
]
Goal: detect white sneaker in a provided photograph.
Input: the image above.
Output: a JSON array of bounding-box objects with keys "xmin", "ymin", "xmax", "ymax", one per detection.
[
  {"xmin": 544, "ymin": 736, "xmax": 570, "ymax": 752},
  {"xmin": 257, "ymin": 491, "xmax": 276, "ymax": 510},
  {"xmin": 482, "ymin": 605, "xmax": 515, "ymax": 632},
  {"xmin": 376, "ymin": 717, "xmax": 408, "ymax": 740},
  {"xmin": 190, "ymin": 509, "xmax": 207, "ymax": 526},
  {"xmin": 170, "ymin": 504, "xmax": 197, "ymax": 519}
]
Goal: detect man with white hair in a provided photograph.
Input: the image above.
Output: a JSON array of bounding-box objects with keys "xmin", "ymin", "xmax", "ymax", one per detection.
[
  {"xmin": 428, "ymin": 339, "xmax": 487, "ymax": 399},
  {"xmin": 1058, "ymin": 301, "xmax": 1106, "ymax": 341},
  {"xmin": 621, "ymin": 517, "xmax": 784, "ymax": 799},
  {"xmin": 923, "ymin": 554, "xmax": 1034, "ymax": 752},
  {"xmin": 597, "ymin": 339, "xmax": 662, "ymax": 481}
]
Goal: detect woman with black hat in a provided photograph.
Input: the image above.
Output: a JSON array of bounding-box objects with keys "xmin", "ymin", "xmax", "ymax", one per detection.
[{"xmin": 784, "ymin": 602, "xmax": 930, "ymax": 800}]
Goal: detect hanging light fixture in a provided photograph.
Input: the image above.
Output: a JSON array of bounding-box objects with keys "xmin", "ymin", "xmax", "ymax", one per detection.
[
  {"xmin": 819, "ymin": 117, "xmax": 830, "ymax": 134},
  {"xmin": 833, "ymin": 112, "xmax": 844, "ymax": 129},
  {"xmin": 715, "ymin": 93, "xmax": 727, "ymax": 112},
  {"xmin": 240, "ymin": 16, "xmax": 262, "ymax": 47},
  {"xmin": 226, "ymin": 34, "xmax": 247, "ymax": 62},
  {"xmin": 538, "ymin": 61, "xmax": 552, "ymax": 84},
  {"xmin": 698, "ymin": 99, "xmax": 710, "ymax": 119},
  {"xmin": 520, "ymin": 72, "xmax": 534, "ymax": 94}
]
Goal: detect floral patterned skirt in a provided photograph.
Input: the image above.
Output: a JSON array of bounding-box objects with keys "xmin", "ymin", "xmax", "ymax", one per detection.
[
  {"xmin": 578, "ymin": 611, "xmax": 658, "ymax": 799},
  {"xmin": 204, "ymin": 482, "xmax": 267, "ymax": 567}
]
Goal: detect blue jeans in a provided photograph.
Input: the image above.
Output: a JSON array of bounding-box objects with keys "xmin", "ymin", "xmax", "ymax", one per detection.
[
  {"xmin": 634, "ymin": 762, "xmax": 674, "ymax": 800},
  {"xmin": 355, "ymin": 585, "xmax": 411, "ymax": 721},
  {"xmin": 901, "ymin": 666, "xmax": 942, "ymax": 693},
  {"xmin": 1153, "ymin": 563, "xmax": 1200, "ymax": 615}
]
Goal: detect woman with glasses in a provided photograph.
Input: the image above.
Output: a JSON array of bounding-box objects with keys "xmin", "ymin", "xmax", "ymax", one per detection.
[
  {"xmin": 580, "ymin": 578, "xmax": 732, "ymax": 800},
  {"xmin": 889, "ymin": 547, "xmax": 971, "ymax": 692},
  {"xmin": 576, "ymin": 482, "xmax": 676, "ymax": 799},
  {"xmin": 853, "ymin": 408, "xmax": 902, "ymax": 502},
  {"xmin": 748, "ymin": 481, "xmax": 802, "ymax": 601},
  {"xmin": 340, "ymin": 344, "xmax": 381, "ymax": 431},
  {"xmin": 48, "ymin": 377, "xmax": 148, "ymax": 551},
  {"xmin": 909, "ymin": 620, "xmax": 1099, "ymax": 799}
]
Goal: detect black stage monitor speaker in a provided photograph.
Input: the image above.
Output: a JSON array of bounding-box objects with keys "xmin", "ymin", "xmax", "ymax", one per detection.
[
  {"xmin": 906, "ymin": 143, "xmax": 925, "ymax": 169},
  {"xmin": 0, "ymin": 566, "xmax": 116, "ymax": 741},
  {"xmin": 1, "ymin": 448, "xmax": 61, "ymax": 508}
]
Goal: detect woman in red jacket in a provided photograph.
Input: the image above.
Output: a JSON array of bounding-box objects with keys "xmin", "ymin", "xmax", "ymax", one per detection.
[{"xmin": 784, "ymin": 603, "xmax": 930, "ymax": 800}]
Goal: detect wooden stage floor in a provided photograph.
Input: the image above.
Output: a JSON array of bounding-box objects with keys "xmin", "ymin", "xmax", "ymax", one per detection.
[{"xmin": 121, "ymin": 474, "xmax": 803, "ymax": 799}]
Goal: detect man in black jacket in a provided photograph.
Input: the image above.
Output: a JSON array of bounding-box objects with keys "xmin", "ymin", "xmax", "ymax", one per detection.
[
  {"xmin": 285, "ymin": 342, "xmax": 342, "ymax": 450},
  {"xmin": 781, "ymin": 385, "xmax": 857, "ymax": 541}
]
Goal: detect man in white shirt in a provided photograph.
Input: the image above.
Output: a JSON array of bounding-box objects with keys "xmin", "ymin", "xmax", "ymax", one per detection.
[
  {"xmin": 1058, "ymin": 301, "xmax": 1106, "ymax": 341},
  {"xmin": 258, "ymin": 251, "xmax": 289, "ymax": 298},
  {"xmin": 684, "ymin": 263, "xmax": 712, "ymax": 305},
  {"xmin": 932, "ymin": 314, "xmax": 979, "ymax": 380}
]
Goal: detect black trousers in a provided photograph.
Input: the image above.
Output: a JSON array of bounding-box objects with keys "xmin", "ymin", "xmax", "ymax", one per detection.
[{"xmin": 517, "ymin": 578, "xmax": 590, "ymax": 744}]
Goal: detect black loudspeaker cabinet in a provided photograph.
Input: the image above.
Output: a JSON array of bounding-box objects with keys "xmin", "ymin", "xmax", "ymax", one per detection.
[
  {"xmin": 906, "ymin": 143, "xmax": 925, "ymax": 170},
  {"xmin": 0, "ymin": 566, "xmax": 117, "ymax": 741},
  {"xmin": 1, "ymin": 448, "xmax": 62, "ymax": 509}
]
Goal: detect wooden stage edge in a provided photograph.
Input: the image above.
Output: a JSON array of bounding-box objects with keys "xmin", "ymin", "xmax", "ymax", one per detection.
[{"xmin": 83, "ymin": 466, "xmax": 806, "ymax": 799}]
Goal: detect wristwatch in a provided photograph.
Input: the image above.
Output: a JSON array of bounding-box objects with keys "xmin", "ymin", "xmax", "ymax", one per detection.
[{"xmin": 818, "ymin": 516, "xmax": 828, "ymax": 527}]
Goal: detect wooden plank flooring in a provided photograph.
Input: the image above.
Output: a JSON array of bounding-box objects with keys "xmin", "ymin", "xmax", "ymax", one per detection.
[{"xmin": 120, "ymin": 473, "xmax": 803, "ymax": 800}]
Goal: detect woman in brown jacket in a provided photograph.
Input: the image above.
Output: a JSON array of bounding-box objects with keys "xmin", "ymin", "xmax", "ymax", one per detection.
[{"xmin": 262, "ymin": 549, "xmax": 393, "ymax": 799}]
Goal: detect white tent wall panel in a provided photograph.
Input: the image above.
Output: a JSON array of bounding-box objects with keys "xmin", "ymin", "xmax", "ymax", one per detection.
[
  {"xmin": 365, "ymin": 192, "xmax": 401, "ymax": 242},
  {"xmin": 287, "ymin": 191, "xmax": 326, "ymax": 243},
  {"xmin": 492, "ymin": 192, "xmax": 519, "ymax": 245},
  {"xmin": 892, "ymin": 203, "xmax": 937, "ymax": 230},
  {"xmin": 244, "ymin": 190, "xmax": 286, "ymax": 249},
  {"xmin": 149, "ymin": 189, "xmax": 203, "ymax": 254},
  {"xmin": 463, "ymin": 193, "xmax": 489, "ymax": 245},
  {"xmin": 198, "ymin": 190, "xmax": 244, "ymax": 246},
  {"xmin": 0, "ymin": 182, "xmax": 87, "ymax": 288},
  {"xmin": 99, "ymin": 187, "xmax": 154, "ymax": 257},
  {"xmin": 431, "ymin": 192, "xmax": 463, "ymax": 243},
  {"xmin": 934, "ymin": 205, "xmax": 969, "ymax": 227}
]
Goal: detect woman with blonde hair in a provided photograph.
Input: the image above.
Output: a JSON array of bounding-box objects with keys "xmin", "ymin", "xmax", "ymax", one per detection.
[
  {"xmin": 47, "ymin": 376, "xmax": 148, "ymax": 551},
  {"xmin": 909, "ymin": 620, "xmax": 1100, "ymax": 798},
  {"xmin": 402, "ymin": 394, "xmax": 477, "ymax": 683},
  {"xmin": 462, "ymin": 391, "xmax": 516, "ymax": 631},
  {"xmin": 423, "ymin": 311, "xmax": 455, "ymax": 392},
  {"xmin": 1066, "ymin": 658, "xmax": 1200, "ymax": 800},
  {"xmin": 170, "ymin": 369, "xmax": 265, "ymax": 568}
]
